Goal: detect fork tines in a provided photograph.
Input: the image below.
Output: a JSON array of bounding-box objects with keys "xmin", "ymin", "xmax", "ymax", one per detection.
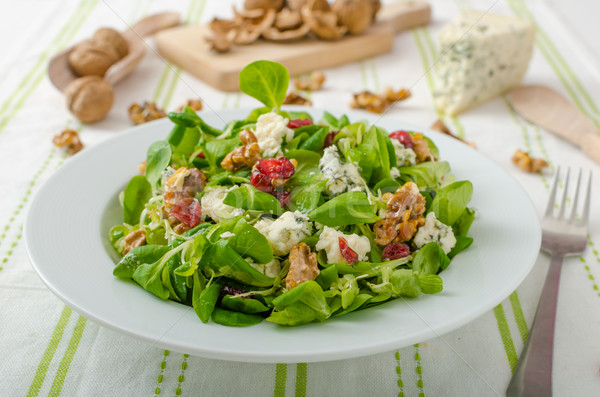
[{"xmin": 545, "ymin": 166, "xmax": 592, "ymax": 225}]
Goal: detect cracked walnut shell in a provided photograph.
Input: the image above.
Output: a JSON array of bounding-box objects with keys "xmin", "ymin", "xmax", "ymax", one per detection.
[{"xmin": 333, "ymin": 0, "xmax": 374, "ymax": 35}]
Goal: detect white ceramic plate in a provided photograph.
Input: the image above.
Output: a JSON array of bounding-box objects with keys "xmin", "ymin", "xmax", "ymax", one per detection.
[{"xmin": 25, "ymin": 107, "xmax": 540, "ymax": 363}]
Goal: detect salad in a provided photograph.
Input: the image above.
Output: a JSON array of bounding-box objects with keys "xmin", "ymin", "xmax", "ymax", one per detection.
[{"xmin": 109, "ymin": 61, "xmax": 475, "ymax": 327}]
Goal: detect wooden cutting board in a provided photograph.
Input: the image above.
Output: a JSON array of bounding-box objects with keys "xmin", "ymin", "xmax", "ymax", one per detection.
[{"xmin": 155, "ymin": 1, "xmax": 431, "ymax": 92}]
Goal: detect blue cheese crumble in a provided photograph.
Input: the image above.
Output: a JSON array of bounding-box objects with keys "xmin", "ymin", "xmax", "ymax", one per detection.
[
  {"xmin": 413, "ymin": 212, "xmax": 457, "ymax": 254},
  {"xmin": 200, "ymin": 186, "xmax": 244, "ymax": 223},
  {"xmin": 245, "ymin": 258, "xmax": 281, "ymax": 278},
  {"xmin": 319, "ymin": 146, "xmax": 365, "ymax": 197},
  {"xmin": 253, "ymin": 112, "xmax": 294, "ymax": 158},
  {"xmin": 433, "ymin": 10, "xmax": 535, "ymax": 115},
  {"xmin": 254, "ymin": 211, "xmax": 313, "ymax": 256},
  {"xmin": 392, "ymin": 140, "xmax": 417, "ymax": 166},
  {"xmin": 315, "ymin": 226, "xmax": 371, "ymax": 264}
]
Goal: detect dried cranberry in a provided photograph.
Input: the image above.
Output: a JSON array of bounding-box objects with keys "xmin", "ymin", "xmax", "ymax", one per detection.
[
  {"xmin": 287, "ymin": 118, "xmax": 313, "ymax": 129},
  {"xmin": 255, "ymin": 157, "xmax": 296, "ymax": 179},
  {"xmin": 339, "ymin": 237, "xmax": 359, "ymax": 264},
  {"xmin": 220, "ymin": 284, "xmax": 249, "ymax": 298},
  {"xmin": 273, "ymin": 190, "xmax": 291, "ymax": 207},
  {"xmin": 250, "ymin": 171, "xmax": 274, "ymax": 194},
  {"xmin": 389, "ymin": 130, "xmax": 414, "ymax": 149},
  {"xmin": 382, "ymin": 242, "xmax": 411, "ymax": 261},
  {"xmin": 196, "ymin": 152, "xmax": 205, "ymax": 159},
  {"xmin": 170, "ymin": 198, "xmax": 202, "ymax": 228},
  {"xmin": 324, "ymin": 131, "xmax": 339, "ymax": 147}
]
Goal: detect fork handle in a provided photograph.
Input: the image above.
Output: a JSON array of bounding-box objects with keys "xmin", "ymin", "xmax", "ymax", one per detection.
[{"xmin": 506, "ymin": 254, "xmax": 563, "ymax": 397}]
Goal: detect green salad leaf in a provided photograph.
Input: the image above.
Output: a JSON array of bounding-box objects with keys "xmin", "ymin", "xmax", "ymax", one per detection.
[{"xmin": 239, "ymin": 60, "xmax": 289, "ymax": 110}]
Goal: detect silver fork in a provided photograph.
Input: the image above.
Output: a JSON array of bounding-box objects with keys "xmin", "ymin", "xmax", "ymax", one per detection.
[{"xmin": 507, "ymin": 167, "xmax": 592, "ymax": 397}]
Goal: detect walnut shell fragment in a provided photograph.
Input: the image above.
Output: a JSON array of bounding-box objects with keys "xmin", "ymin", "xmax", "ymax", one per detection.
[
  {"xmin": 332, "ymin": 0, "xmax": 374, "ymax": 35},
  {"xmin": 262, "ymin": 24, "xmax": 311, "ymax": 41},
  {"xmin": 234, "ymin": 8, "xmax": 276, "ymax": 44},
  {"xmin": 274, "ymin": 8, "xmax": 303, "ymax": 30},
  {"xmin": 244, "ymin": 0, "xmax": 284, "ymax": 11},
  {"xmin": 65, "ymin": 76, "xmax": 114, "ymax": 123},
  {"xmin": 301, "ymin": 6, "xmax": 347, "ymax": 40}
]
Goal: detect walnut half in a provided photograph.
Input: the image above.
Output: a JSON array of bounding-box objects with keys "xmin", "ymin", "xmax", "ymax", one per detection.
[
  {"xmin": 285, "ymin": 242, "xmax": 319, "ymax": 289},
  {"xmin": 374, "ymin": 182, "xmax": 426, "ymax": 245},
  {"xmin": 221, "ymin": 130, "xmax": 261, "ymax": 171}
]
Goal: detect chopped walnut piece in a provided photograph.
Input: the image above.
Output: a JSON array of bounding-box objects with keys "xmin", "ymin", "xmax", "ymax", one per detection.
[
  {"xmin": 350, "ymin": 91, "xmax": 389, "ymax": 113},
  {"xmin": 351, "ymin": 87, "xmax": 413, "ymax": 113},
  {"xmin": 128, "ymin": 102, "xmax": 167, "ymax": 124},
  {"xmin": 374, "ymin": 182, "xmax": 426, "ymax": 245},
  {"xmin": 221, "ymin": 130, "xmax": 261, "ymax": 172},
  {"xmin": 293, "ymin": 72, "xmax": 326, "ymax": 91},
  {"xmin": 176, "ymin": 99, "xmax": 203, "ymax": 113},
  {"xmin": 123, "ymin": 229, "xmax": 146, "ymax": 255},
  {"xmin": 52, "ymin": 129, "xmax": 84, "ymax": 155},
  {"xmin": 285, "ymin": 242, "xmax": 319, "ymax": 289},
  {"xmin": 411, "ymin": 133, "xmax": 437, "ymax": 163},
  {"xmin": 381, "ymin": 192, "xmax": 393, "ymax": 202},
  {"xmin": 512, "ymin": 150, "xmax": 548, "ymax": 173},
  {"xmin": 163, "ymin": 167, "xmax": 208, "ymax": 208},
  {"xmin": 283, "ymin": 92, "xmax": 312, "ymax": 106},
  {"xmin": 384, "ymin": 87, "xmax": 411, "ymax": 102}
]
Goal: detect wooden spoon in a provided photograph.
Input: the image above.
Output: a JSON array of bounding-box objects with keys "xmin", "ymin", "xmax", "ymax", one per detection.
[
  {"xmin": 48, "ymin": 12, "xmax": 181, "ymax": 92},
  {"xmin": 508, "ymin": 85, "xmax": 600, "ymax": 163}
]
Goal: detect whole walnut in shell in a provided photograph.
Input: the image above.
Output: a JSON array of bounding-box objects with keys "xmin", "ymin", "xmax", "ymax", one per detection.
[
  {"xmin": 68, "ymin": 40, "xmax": 120, "ymax": 77},
  {"xmin": 65, "ymin": 76, "xmax": 114, "ymax": 123},
  {"xmin": 93, "ymin": 27, "xmax": 128, "ymax": 58}
]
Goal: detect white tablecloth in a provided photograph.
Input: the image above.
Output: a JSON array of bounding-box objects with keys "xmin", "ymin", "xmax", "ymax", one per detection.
[{"xmin": 1, "ymin": 0, "xmax": 599, "ymax": 395}]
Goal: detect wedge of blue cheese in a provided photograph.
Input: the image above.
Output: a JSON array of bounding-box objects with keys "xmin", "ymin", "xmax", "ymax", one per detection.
[{"xmin": 433, "ymin": 10, "xmax": 535, "ymax": 115}]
